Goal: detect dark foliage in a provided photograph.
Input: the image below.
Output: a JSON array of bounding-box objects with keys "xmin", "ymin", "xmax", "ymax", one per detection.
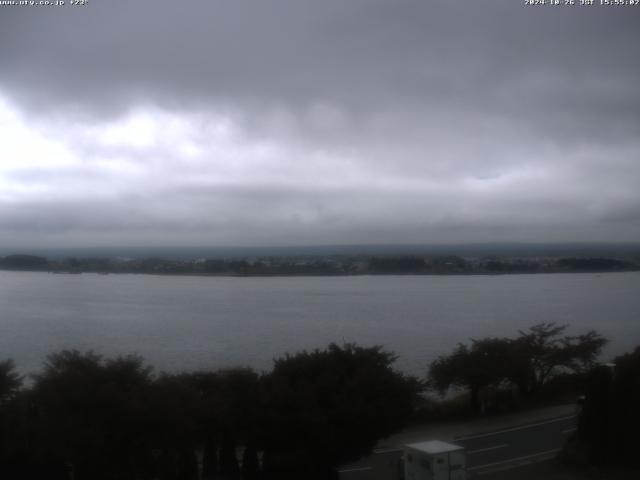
[
  {"xmin": 0, "ymin": 360, "xmax": 22, "ymax": 404},
  {"xmin": 261, "ymin": 343, "xmax": 422, "ymax": 478},
  {"xmin": 29, "ymin": 351, "xmax": 156, "ymax": 480},
  {"xmin": 0, "ymin": 343, "xmax": 418, "ymax": 480},
  {"xmin": 428, "ymin": 323, "xmax": 607, "ymax": 413},
  {"xmin": 555, "ymin": 257, "xmax": 631, "ymax": 271},
  {"xmin": 369, "ymin": 256, "xmax": 429, "ymax": 273},
  {"xmin": 514, "ymin": 323, "xmax": 607, "ymax": 395},
  {"xmin": 2, "ymin": 251, "xmax": 638, "ymax": 276},
  {"xmin": 578, "ymin": 347, "xmax": 640, "ymax": 468}
]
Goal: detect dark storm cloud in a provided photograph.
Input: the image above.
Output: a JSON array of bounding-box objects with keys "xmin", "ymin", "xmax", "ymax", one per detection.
[
  {"xmin": 0, "ymin": 0, "xmax": 639, "ymax": 246},
  {"xmin": 2, "ymin": 1, "xmax": 637, "ymax": 116}
]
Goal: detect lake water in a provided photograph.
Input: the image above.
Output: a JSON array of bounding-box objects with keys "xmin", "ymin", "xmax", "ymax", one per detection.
[{"xmin": 1, "ymin": 271, "xmax": 639, "ymax": 377}]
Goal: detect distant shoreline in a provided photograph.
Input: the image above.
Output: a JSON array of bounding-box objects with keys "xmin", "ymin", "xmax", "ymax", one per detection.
[
  {"xmin": 0, "ymin": 268, "xmax": 638, "ymax": 279},
  {"xmin": 1, "ymin": 252, "xmax": 638, "ymax": 278}
]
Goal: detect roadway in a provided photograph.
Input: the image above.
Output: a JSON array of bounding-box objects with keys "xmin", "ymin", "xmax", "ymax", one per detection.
[
  {"xmin": 458, "ymin": 414, "xmax": 576, "ymax": 476},
  {"xmin": 338, "ymin": 414, "xmax": 577, "ymax": 479}
]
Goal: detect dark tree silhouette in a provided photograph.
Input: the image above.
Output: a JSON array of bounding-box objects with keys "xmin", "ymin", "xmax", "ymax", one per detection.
[
  {"xmin": 241, "ymin": 441, "xmax": 260, "ymax": 480},
  {"xmin": 514, "ymin": 323, "xmax": 607, "ymax": 395},
  {"xmin": 429, "ymin": 338, "xmax": 515, "ymax": 413},
  {"xmin": 429, "ymin": 323, "xmax": 607, "ymax": 413},
  {"xmin": 181, "ymin": 368, "xmax": 261, "ymax": 480},
  {"xmin": 578, "ymin": 347, "xmax": 640, "ymax": 468},
  {"xmin": 261, "ymin": 343, "xmax": 422, "ymax": 478},
  {"xmin": 30, "ymin": 350, "xmax": 155, "ymax": 480},
  {"xmin": 0, "ymin": 360, "xmax": 22, "ymax": 405}
]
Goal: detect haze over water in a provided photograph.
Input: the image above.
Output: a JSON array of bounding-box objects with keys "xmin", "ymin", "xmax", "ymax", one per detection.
[{"xmin": 1, "ymin": 271, "xmax": 638, "ymax": 377}]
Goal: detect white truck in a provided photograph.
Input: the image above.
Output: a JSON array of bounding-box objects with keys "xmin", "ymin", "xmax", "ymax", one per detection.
[{"xmin": 403, "ymin": 440, "xmax": 466, "ymax": 480}]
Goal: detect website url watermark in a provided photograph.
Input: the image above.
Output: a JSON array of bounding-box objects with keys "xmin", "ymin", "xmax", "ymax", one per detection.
[{"xmin": 0, "ymin": 0, "xmax": 88, "ymax": 6}]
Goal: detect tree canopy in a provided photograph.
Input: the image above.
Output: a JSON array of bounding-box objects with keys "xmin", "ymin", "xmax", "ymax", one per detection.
[
  {"xmin": 578, "ymin": 346, "xmax": 640, "ymax": 468},
  {"xmin": 30, "ymin": 351, "xmax": 155, "ymax": 480},
  {"xmin": 261, "ymin": 343, "xmax": 422, "ymax": 479},
  {"xmin": 514, "ymin": 323, "xmax": 607, "ymax": 395},
  {"xmin": 0, "ymin": 360, "xmax": 22, "ymax": 405},
  {"xmin": 1, "ymin": 344, "xmax": 420, "ymax": 480},
  {"xmin": 428, "ymin": 323, "xmax": 607, "ymax": 412},
  {"xmin": 429, "ymin": 338, "xmax": 517, "ymax": 413}
]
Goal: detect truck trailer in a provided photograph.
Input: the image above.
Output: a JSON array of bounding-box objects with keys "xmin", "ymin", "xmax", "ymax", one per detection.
[{"xmin": 403, "ymin": 440, "xmax": 466, "ymax": 480}]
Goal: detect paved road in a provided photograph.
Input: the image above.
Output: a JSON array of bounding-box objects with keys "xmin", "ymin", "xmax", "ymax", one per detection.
[
  {"xmin": 339, "ymin": 414, "xmax": 577, "ymax": 480},
  {"xmin": 458, "ymin": 414, "xmax": 576, "ymax": 476}
]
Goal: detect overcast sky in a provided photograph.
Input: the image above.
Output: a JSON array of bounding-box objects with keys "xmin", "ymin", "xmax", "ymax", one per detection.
[{"xmin": 1, "ymin": 0, "xmax": 639, "ymax": 248}]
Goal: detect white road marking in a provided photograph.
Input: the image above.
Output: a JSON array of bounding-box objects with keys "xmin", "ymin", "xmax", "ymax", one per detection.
[
  {"xmin": 372, "ymin": 447, "xmax": 403, "ymax": 454},
  {"xmin": 468, "ymin": 448, "xmax": 561, "ymax": 471},
  {"xmin": 467, "ymin": 443, "xmax": 509, "ymax": 454},
  {"xmin": 562, "ymin": 427, "xmax": 577, "ymax": 434},
  {"xmin": 338, "ymin": 466, "xmax": 372, "ymax": 473},
  {"xmin": 455, "ymin": 415, "xmax": 576, "ymax": 441}
]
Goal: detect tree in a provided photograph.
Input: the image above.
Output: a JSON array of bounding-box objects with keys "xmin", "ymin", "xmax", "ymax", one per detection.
[
  {"xmin": 0, "ymin": 360, "xmax": 22, "ymax": 405},
  {"xmin": 261, "ymin": 343, "xmax": 421, "ymax": 479},
  {"xmin": 608, "ymin": 347, "xmax": 640, "ymax": 465},
  {"xmin": 241, "ymin": 441, "xmax": 260, "ymax": 480},
  {"xmin": 429, "ymin": 338, "xmax": 514, "ymax": 413},
  {"xmin": 577, "ymin": 364, "xmax": 615, "ymax": 466},
  {"xmin": 578, "ymin": 347, "xmax": 640, "ymax": 468},
  {"xmin": 181, "ymin": 368, "xmax": 261, "ymax": 480},
  {"xmin": 428, "ymin": 324, "xmax": 608, "ymax": 413},
  {"xmin": 31, "ymin": 350, "xmax": 155, "ymax": 480},
  {"xmin": 0, "ymin": 359, "xmax": 25, "ymax": 478},
  {"xmin": 514, "ymin": 323, "xmax": 607, "ymax": 395}
]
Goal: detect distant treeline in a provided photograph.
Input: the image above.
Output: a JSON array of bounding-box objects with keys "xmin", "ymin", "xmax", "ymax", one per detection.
[{"xmin": 0, "ymin": 253, "xmax": 638, "ymax": 276}]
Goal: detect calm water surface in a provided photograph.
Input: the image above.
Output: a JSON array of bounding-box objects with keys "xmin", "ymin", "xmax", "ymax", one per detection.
[{"xmin": 1, "ymin": 271, "xmax": 639, "ymax": 376}]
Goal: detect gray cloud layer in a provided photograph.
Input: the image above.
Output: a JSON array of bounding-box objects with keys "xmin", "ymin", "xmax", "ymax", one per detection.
[{"xmin": 0, "ymin": 0, "xmax": 639, "ymax": 247}]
